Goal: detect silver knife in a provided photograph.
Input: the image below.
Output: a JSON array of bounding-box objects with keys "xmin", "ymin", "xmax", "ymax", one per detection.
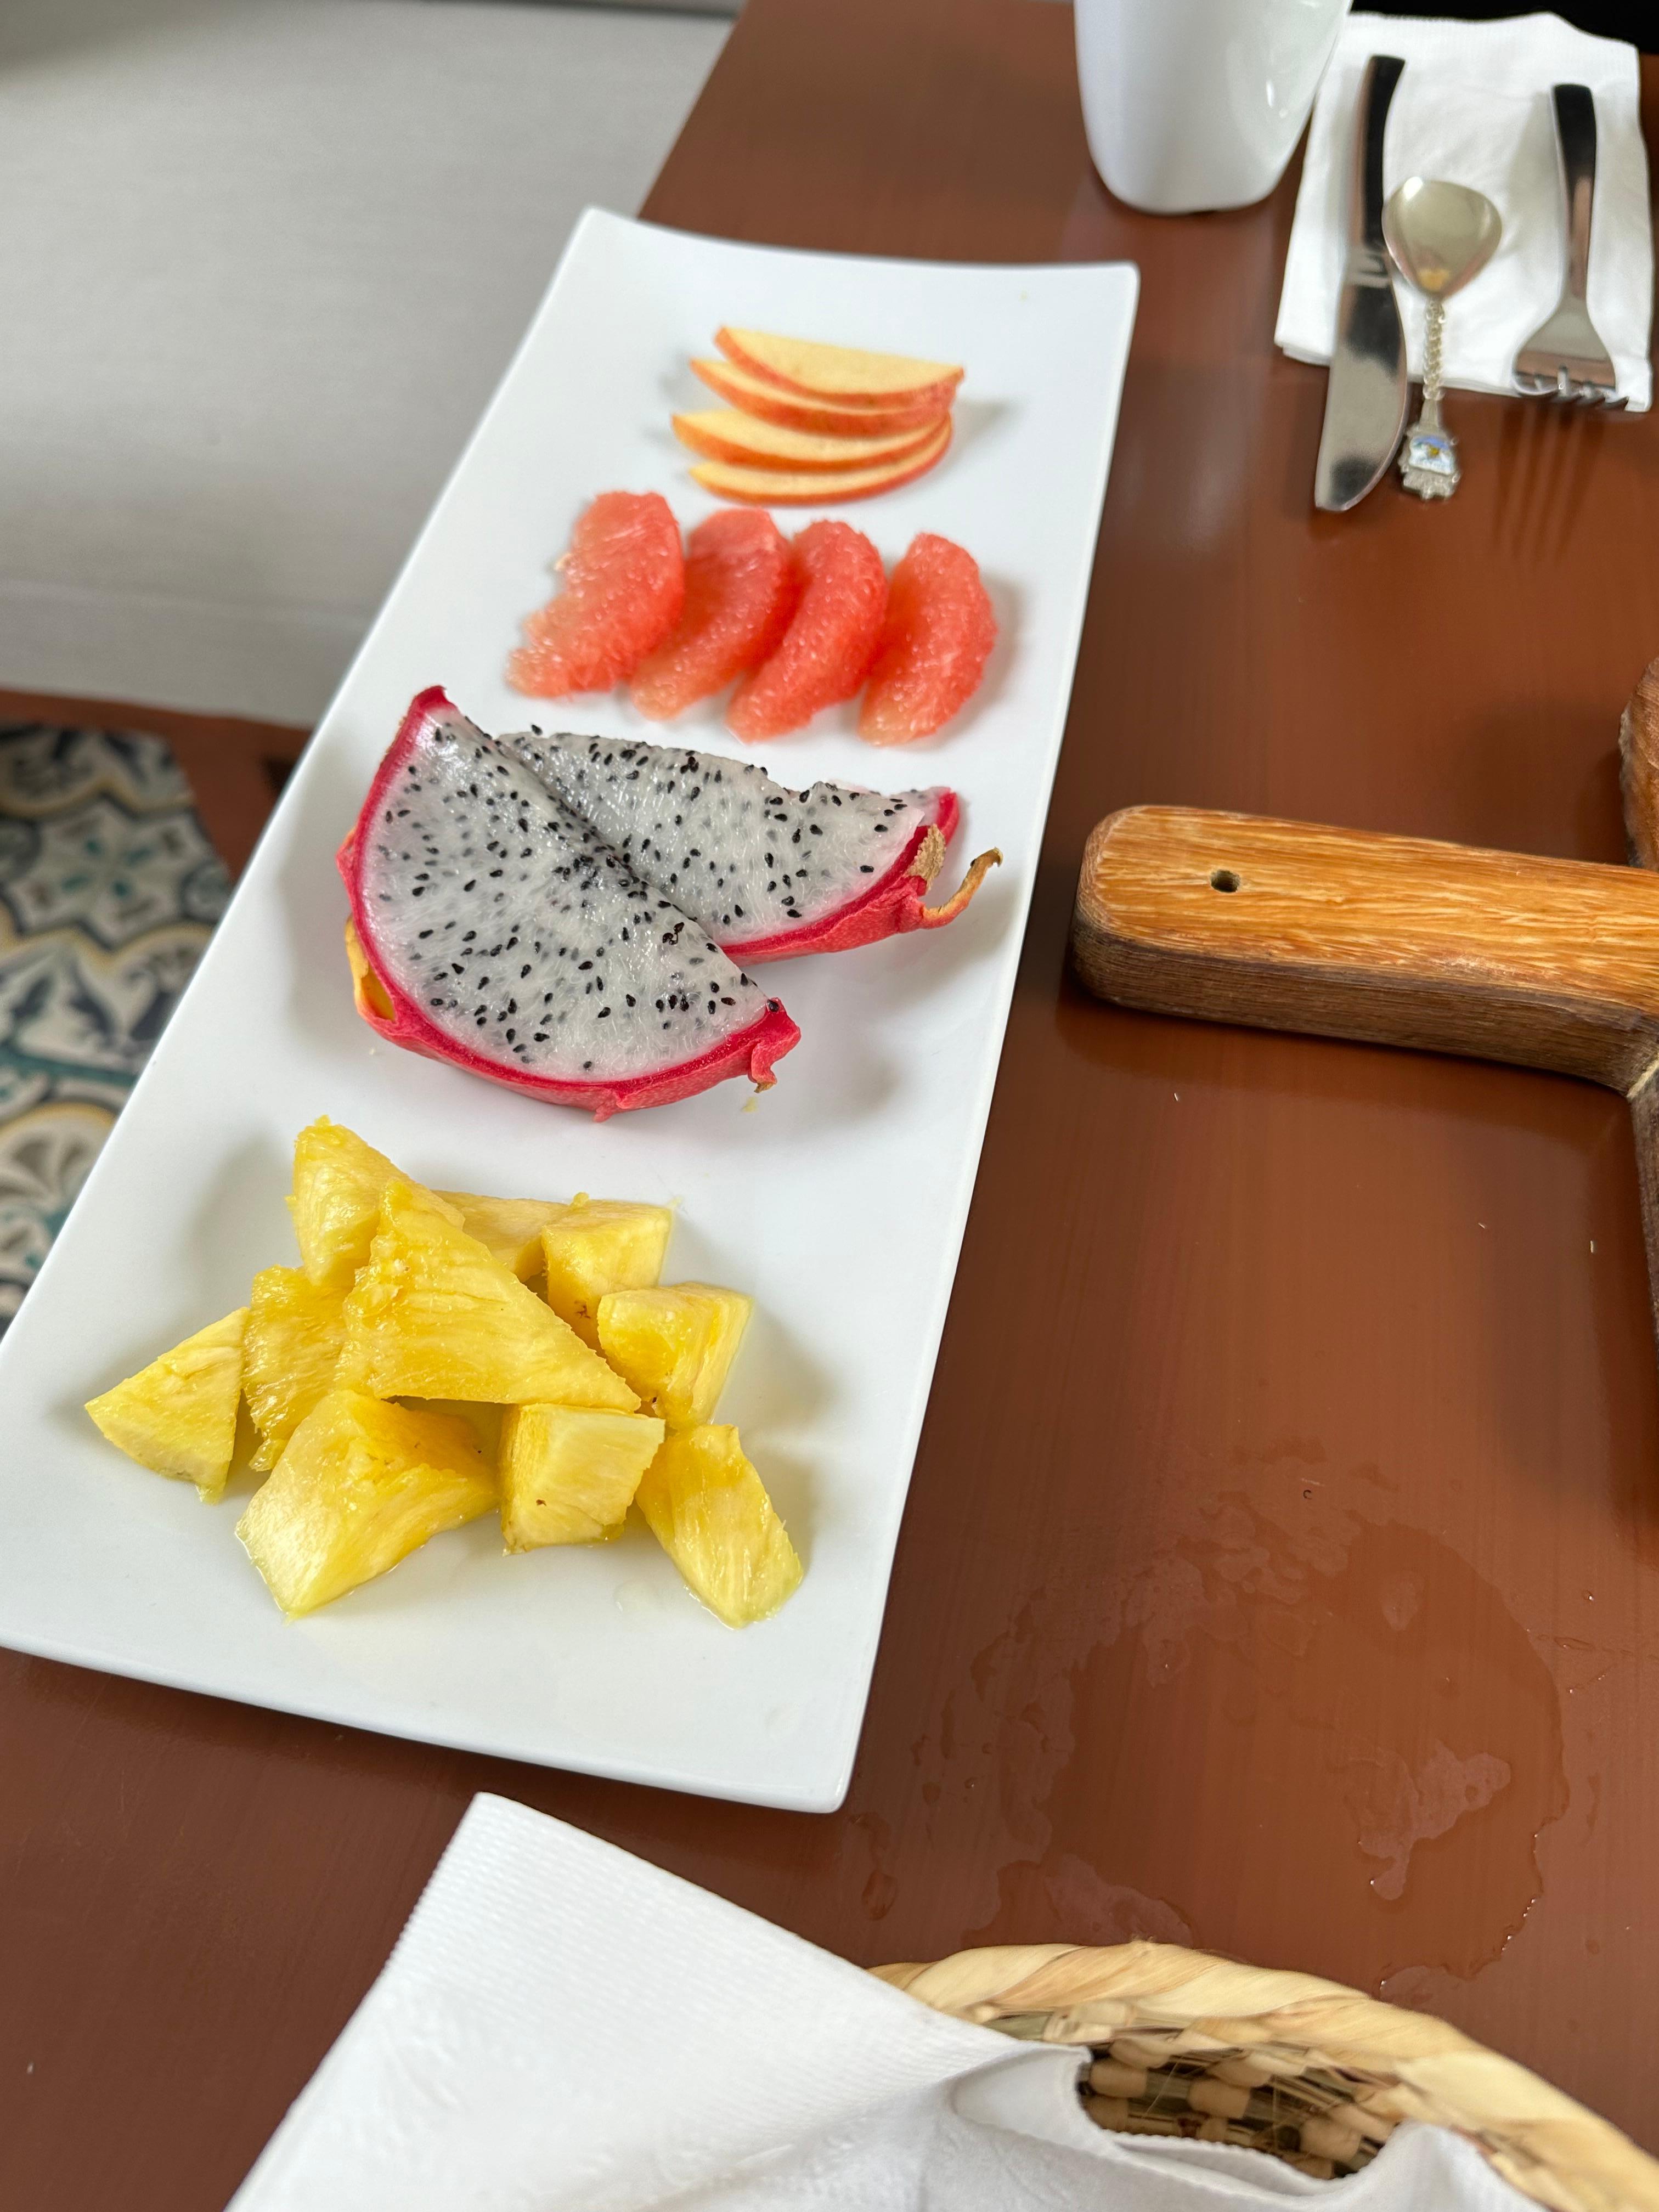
[{"xmin": 1314, "ymin": 54, "xmax": 1408, "ymax": 512}]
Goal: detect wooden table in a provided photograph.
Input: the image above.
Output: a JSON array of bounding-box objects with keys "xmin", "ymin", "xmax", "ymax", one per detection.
[{"xmin": 6, "ymin": 4, "xmax": 1658, "ymax": 2198}]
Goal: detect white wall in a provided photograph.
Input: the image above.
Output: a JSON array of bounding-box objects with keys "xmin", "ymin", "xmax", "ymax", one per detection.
[{"xmin": 0, "ymin": 0, "xmax": 729, "ymax": 724}]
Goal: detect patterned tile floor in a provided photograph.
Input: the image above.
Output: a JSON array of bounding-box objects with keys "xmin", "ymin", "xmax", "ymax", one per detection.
[{"xmin": 0, "ymin": 722, "xmax": 230, "ymax": 1334}]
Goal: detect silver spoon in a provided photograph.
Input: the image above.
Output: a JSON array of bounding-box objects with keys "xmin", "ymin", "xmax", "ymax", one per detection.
[{"xmin": 1383, "ymin": 177, "xmax": 1503, "ymax": 500}]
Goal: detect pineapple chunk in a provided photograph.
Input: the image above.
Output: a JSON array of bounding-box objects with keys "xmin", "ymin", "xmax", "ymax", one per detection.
[
  {"xmin": 438, "ymin": 1193, "xmax": 571, "ymax": 1282},
  {"xmin": 287, "ymin": 1118, "xmax": 460, "ymax": 1290},
  {"xmin": 244, "ymin": 1266, "xmax": 346, "ymax": 1471},
  {"xmin": 238, "ymin": 1389, "xmax": 494, "ymax": 1615},
  {"xmin": 499, "ymin": 1405, "xmax": 665, "ymax": 1549},
  {"xmin": 636, "ymin": 1424, "xmax": 801, "ymax": 1626},
  {"xmin": 86, "ymin": 1307, "xmax": 249, "ymax": 1502},
  {"xmin": 338, "ymin": 1180, "xmax": 638, "ymax": 1408},
  {"xmin": 400, "ymin": 1398, "xmax": 504, "ymax": 1466},
  {"xmin": 596, "ymin": 1283, "xmax": 751, "ymax": 1428},
  {"xmin": 539, "ymin": 1196, "xmax": 674, "ymax": 1346}
]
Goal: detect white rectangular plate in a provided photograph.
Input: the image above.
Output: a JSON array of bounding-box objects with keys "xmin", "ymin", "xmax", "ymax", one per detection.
[{"xmin": 0, "ymin": 211, "xmax": 1136, "ymax": 1810}]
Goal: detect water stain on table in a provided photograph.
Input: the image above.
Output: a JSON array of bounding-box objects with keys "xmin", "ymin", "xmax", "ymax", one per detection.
[{"xmin": 899, "ymin": 1443, "xmax": 1567, "ymax": 1994}]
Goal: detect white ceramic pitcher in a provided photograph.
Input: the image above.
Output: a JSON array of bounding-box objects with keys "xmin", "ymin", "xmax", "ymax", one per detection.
[{"xmin": 1076, "ymin": 0, "xmax": 1352, "ymax": 214}]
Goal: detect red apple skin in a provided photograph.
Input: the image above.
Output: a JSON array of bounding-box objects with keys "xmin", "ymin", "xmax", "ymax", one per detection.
[
  {"xmin": 690, "ymin": 419, "xmax": 952, "ymax": 506},
  {"xmin": 691, "ymin": 357, "xmax": 952, "ymax": 438},
  {"xmin": 714, "ymin": 326, "xmax": 963, "ymax": 411},
  {"xmin": 672, "ymin": 409, "xmax": 940, "ymax": 475}
]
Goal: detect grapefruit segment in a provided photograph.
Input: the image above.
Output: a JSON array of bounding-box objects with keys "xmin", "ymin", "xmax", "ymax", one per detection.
[
  {"xmin": 691, "ymin": 420, "xmax": 952, "ymax": 508},
  {"xmin": 715, "ymin": 327, "xmax": 963, "ymax": 409},
  {"xmin": 690, "ymin": 357, "xmax": 951, "ymax": 439},
  {"xmin": 672, "ymin": 408, "xmax": 939, "ymax": 473},
  {"xmin": 859, "ymin": 533, "xmax": 997, "ymax": 745},
  {"xmin": 727, "ymin": 521, "xmax": 887, "ymax": 741},
  {"xmin": 508, "ymin": 491, "xmax": 684, "ymax": 697},
  {"xmin": 629, "ymin": 510, "xmax": 799, "ymax": 721}
]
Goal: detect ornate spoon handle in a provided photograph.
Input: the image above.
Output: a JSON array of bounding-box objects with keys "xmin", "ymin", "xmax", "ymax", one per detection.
[{"xmin": 1399, "ymin": 297, "xmax": 1459, "ymax": 499}]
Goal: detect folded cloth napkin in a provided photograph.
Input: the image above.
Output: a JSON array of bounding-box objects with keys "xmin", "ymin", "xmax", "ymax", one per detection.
[
  {"xmin": 1277, "ymin": 11, "xmax": 1653, "ymax": 412},
  {"xmin": 230, "ymin": 1792, "xmax": 1530, "ymax": 2212}
]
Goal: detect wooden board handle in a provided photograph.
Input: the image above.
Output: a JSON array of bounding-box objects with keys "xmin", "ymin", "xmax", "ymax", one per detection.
[
  {"xmin": 1071, "ymin": 807, "xmax": 1659, "ymax": 1096},
  {"xmin": 1620, "ymin": 651, "xmax": 1659, "ymax": 868}
]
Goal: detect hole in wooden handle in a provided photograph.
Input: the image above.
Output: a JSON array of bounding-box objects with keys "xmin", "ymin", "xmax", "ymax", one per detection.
[{"xmin": 1210, "ymin": 868, "xmax": 1240, "ymax": 893}]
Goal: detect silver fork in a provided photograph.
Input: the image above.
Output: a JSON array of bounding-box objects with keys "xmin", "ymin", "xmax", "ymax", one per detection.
[{"xmin": 1514, "ymin": 83, "xmax": 1623, "ymax": 407}]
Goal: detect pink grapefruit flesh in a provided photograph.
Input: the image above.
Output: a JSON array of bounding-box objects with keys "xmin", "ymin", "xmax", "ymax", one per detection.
[
  {"xmin": 508, "ymin": 492, "xmax": 684, "ymax": 698},
  {"xmin": 629, "ymin": 510, "xmax": 799, "ymax": 721},
  {"xmin": 726, "ymin": 521, "xmax": 888, "ymax": 742},
  {"xmin": 858, "ymin": 533, "xmax": 996, "ymax": 745}
]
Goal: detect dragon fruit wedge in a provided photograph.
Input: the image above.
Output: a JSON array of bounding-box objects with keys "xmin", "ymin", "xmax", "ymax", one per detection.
[
  {"xmin": 497, "ymin": 726, "xmax": 1001, "ymax": 964},
  {"xmin": 338, "ymin": 689, "xmax": 799, "ymax": 1119}
]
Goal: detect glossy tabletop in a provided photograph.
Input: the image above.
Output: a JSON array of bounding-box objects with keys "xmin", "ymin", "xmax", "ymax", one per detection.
[{"xmin": 5, "ymin": 3, "xmax": 1658, "ymax": 2201}]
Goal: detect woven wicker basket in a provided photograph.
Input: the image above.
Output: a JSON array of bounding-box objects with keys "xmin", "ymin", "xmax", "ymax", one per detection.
[{"xmin": 876, "ymin": 1943, "xmax": 1659, "ymax": 2212}]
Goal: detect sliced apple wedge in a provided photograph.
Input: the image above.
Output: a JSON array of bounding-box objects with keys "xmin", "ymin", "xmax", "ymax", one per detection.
[
  {"xmin": 690, "ymin": 357, "xmax": 949, "ymax": 439},
  {"xmin": 715, "ymin": 327, "xmax": 963, "ymax": 409},
  {"xmin": 690, "ymin": 419, "xmax": 952, "ymax": 507},
  {"xmin": 673, "ymin": 407, "xmax": 938, "ymax": 474}
]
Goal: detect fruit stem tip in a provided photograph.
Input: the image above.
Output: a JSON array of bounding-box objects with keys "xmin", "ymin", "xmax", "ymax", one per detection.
[{"xmin": 920, "ymin": 847, "xmax": 1002, "ymax": 927}]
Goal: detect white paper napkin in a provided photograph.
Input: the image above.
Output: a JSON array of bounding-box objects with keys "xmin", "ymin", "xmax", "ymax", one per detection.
[
  {"xmin": 230, "ymin": 1792, "xmax": 1531, "ymax": 2212},
  {"xmin": 1276, "ymin": 12, "xmax": 1653, "ymax": 412}
]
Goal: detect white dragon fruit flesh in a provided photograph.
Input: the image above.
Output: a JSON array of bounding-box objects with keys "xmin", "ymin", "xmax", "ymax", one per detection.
[
  {"xmin": 338, "ymin": 690, "xmax": 798, "ymax": 1118},
  {"xmin": 498, "ymin": 726, "xmax": 1000, "ymax": 961}
]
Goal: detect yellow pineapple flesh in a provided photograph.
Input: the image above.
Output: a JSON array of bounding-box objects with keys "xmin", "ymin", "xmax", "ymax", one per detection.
[
  {"xmin": 86, "ymin": 1307, "xmax": 249, "ymax": 1502},
  {"xmin": 244, "ymin": 1266, "xmax": 346, "ymax": 1471},
  {"xmin": 539, "ymin": 1196, "xmax": 674, "ymax": 1346},
  {"xmin": 238, "ymin": 1389, "xmax": 495, "ymax": 1615},
  {"xmin": 596, "ymin": 1283, "xmax": 751, "ymax": 1428},
  {"xmin": 499, "ymin": 1405, "xmax": 665, "ymax": 1549},
  {"xmin": 287, "ymin": 1117, "xmax": 460, "ymax": 1290},
  {"xmin": 338, "ymin": 1180, "xmax": 638, "ymax": 1408},
  {"xmin": 399, "ymin": 1398, "xmax": 504, "ymax": 1466},
  {"xmin": 636, "ymin": 1424, "xmax": 801, "ymax": 1627},
  {"xmin": 437, "ymin": 1192, "xmax": 571, "ymax": 1282}
]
